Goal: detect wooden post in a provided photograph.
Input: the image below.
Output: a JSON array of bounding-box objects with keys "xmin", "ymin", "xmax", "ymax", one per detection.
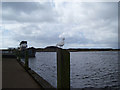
[
  {"xmin": 57, "ymin": 48, "xmax": 70, "ymax": 89},
  {"xmin": 25, "ymin": 49, "xmax": 29, "ymax": 70},
  {"xmin": 17, "ymin": 50, "xmax": 20, "ymax": 61}
]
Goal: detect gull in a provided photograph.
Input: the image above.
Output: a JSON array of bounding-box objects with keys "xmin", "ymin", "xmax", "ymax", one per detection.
[{"xmin": 56, "ymin": 37, "xmax": 65, "ymax": 48}]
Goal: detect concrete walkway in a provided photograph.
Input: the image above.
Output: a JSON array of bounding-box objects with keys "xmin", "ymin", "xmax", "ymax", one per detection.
[{"xmin": 2, "ymin": 58, "xmax": 42, "ymax": 89}]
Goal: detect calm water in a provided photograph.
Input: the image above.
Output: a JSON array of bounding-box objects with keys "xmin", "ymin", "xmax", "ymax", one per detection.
[
  {"xmin": 70, "ymin": 51, "xmax": 119, "ymax": 88},
  {"xmin": 29, "ymin": 52, "xmax": 57, "ymax": 87},
  {"xmin": 22, "ymin": 51, "xmax": 119, "ymax": 88}
]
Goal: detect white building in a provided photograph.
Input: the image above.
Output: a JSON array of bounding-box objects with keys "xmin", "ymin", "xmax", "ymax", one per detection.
[{"xmin": 20, "ymin": 41, "xmax": 27, "ymax": 50}]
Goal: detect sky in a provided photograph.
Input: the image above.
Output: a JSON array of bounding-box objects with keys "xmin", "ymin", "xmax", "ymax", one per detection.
[{"xmin": 1, "ymin": 1, "xmax": 119, "ymax": 49}]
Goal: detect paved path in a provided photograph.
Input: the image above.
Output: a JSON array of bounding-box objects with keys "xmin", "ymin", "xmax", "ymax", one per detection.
[{"xmin": 2, "ymin": 58, "xmax": 42, "ymax": 89}]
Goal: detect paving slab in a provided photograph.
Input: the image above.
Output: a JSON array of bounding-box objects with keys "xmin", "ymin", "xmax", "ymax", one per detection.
[{"xmin": 2, "ymin": 58, "xmax": 42, "ymax": 89}]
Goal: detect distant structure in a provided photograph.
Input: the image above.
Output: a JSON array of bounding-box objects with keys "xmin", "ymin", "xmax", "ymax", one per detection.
[
  {"xmin": 19, "ymin": 41, "xmax": 36, "ymax": 57},
  {"xmin": 56, "ymin": 37, "xmax": 65, "ymax": 48},
  {"xmin": 19, "ymin": 41, "xmax": 27, "ymax": 50}
]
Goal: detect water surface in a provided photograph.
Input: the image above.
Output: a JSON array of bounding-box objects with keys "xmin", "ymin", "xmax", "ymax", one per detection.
[
  {"xmin": 23, "ymin": 51, "xmax": 119, "ymax": 88},
  {"xmin": 70, "ymin": 51, "xmax": 119, "ymax": 88}
]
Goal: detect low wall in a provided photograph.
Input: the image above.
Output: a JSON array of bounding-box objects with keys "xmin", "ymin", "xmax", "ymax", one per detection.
[{"xmin": 17, "ymin": 59, "xmax": 55, "ymax": 89}]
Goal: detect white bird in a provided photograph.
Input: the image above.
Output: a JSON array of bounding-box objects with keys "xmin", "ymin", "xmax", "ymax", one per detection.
[{"xmin": 56, "ymin": 37, "xmax": 65, "ymax": 47}]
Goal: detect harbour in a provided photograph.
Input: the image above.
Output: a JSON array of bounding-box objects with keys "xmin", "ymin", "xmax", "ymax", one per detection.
[
  {"xmin": 1, "ymin": 47, "xmax": 120, "ymax": 90},
  {"xmin": 1, "ymin": 1, "xmax": 119, "ymax": 90},
  {"xmin": 22, "ymin": 51, "xmax": 119, "ymax": 88}
]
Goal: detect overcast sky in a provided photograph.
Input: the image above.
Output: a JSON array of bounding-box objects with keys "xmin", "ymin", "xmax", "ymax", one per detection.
[{"xmin": 1, "ymin": 1, "xmax": 118, "ymax": 49}]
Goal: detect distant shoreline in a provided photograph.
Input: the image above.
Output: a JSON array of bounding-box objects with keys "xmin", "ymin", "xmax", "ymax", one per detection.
[
  {"xmin": 35, "ymin": 48, "xmax": 120, "ymax": 52},
  {"xmin": 1, "ymin": 48, "xmax": 120, "ymax": 52}
]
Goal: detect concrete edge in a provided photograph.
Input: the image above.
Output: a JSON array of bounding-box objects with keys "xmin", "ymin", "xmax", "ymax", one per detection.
[{"xmin": 16, "ymin": 59, "xmax": 55, "ymax": 89}]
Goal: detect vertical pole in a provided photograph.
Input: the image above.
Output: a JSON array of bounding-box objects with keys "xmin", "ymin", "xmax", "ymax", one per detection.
[
  {"xmin": 57, "ymin": 48, "xmax": 70, "ymax": 89},
  {"xmin": 25, "ymin": 49, "xmax": 29, "ymax": 70},
  {"xmin": 18, "ymin": 50, "xmax": 20, "ymax": 61}
]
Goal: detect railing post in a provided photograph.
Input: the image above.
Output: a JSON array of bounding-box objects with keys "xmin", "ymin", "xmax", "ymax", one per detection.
[
  {"xmin": 57, "ymin": 48, "xmax": 70, "ymax": 89},
  {"xmin": 17, "ymin": 50, "xmax": 21, "ymax": 61},
  {"xmin": 25, "ymin": 49, "xmax": 29, "ymax": 70}
]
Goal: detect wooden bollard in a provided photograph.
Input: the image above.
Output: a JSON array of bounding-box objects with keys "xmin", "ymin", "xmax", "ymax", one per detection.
[
  {"xmin": 57, "ymin": 48, "xmax": 70, "ymax": 89},
  {"xmin": 25, "ymin": 49, "xmax": 29, "ymax": 70},
  {"xmin": 17, "ymin": 50, "xmax": 21, "ymax": 61}
]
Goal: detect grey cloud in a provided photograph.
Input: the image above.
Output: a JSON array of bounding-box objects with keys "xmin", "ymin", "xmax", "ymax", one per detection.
[
  {"xmin": 2, "ymin": 2, "xmax": 55, "ymax": 14},
  {"xmin": 2, "ymin": 2, "xmax": 59, "ymax": 23},
  {"xmin": 77, "ymin": 2, "xmax": 118, "ymax": 25},
  {"xmin": 2, "ymin": 2, "xmax": 118, "ymax": 49},
  {"xmin": 13, "ymin": 31, "xmax": 60, "ymax": 47},
  {"xmin": 2, "ymin": 2, "xmax": 40, "ymax": 14}
]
